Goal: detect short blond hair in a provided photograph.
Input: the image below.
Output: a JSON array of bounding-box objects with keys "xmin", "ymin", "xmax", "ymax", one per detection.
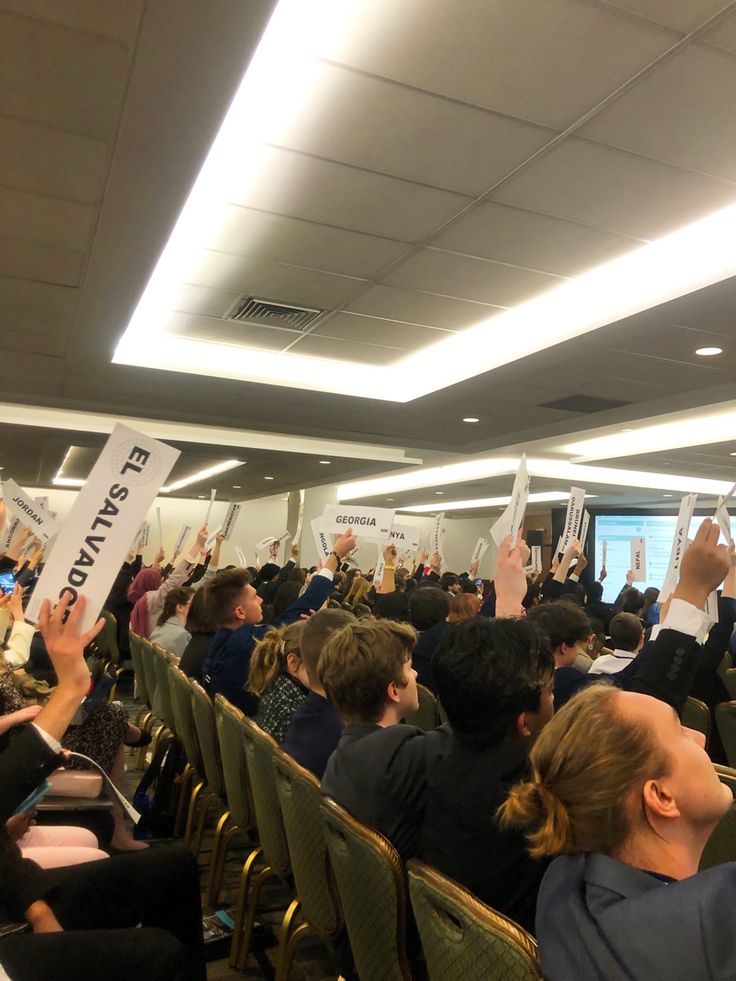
[{"xmin": 499, "ymin": 685, "xmax": 671, "ymax": 859}]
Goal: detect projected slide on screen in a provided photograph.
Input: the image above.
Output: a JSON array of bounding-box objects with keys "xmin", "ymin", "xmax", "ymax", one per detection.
[{"xmin": 594, "ymin": 514, "xmax": 725, "ymax": 603}]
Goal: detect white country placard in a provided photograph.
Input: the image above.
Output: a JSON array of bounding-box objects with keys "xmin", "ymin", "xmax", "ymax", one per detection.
[
  {"xmin": 602, "ymin": 540, "xmax": 608, "ymax": 568},
  {"xmin": 471, "ymin": 536, "xmax": 490, "ymax": 567},
  {"xmin": 322, "ymin": 504, "xmax": 394, "ymax": 540},
  {"xmin": 630, "ymin": 538, "xmax": 647, "ymax": 581},
  {"xmin": 531, "ymin": 545, "xmax": 543, "ymax": 573},
  {"xmin": 310, "ymin": 518, "xmax": 332, "ymax": 563},
  {"xmin": 715, "ymin": 498, "xmax": 732, "ymax": 544},
  {"xmin": 221, "ymin": 502, "xmax": 241, "ymax": 541},
  {"xmin": 204, "ymin": 526, "xmax": 222, "ymax": 552},
  {"xmin": 233, "ymin": 545, "xmax": 247, "ymax": 567},
  {"xmin": 660, "ymin": 493, "xmax": 698, "ymax": 602},
  {"xmin": 3, "ymin": 478, "xmax": 60, "ymax": 544},
  {"xmin": 490, "ymin": 455, "xmax": 530, "ymax": 547},
  {"xmin": 3, "ymin": 518, "xmax": 20, "ymax": 551},
  {"xmin": 559, "ymin": 487, "xmax": 586, "ymax": 554},
  {"xmin": 373, "ymin": 547, "xmax": 385, "ymax": 588},
  {"xmin": 173, "ymin": 524, "xmax": 191, "ymax": 556},
  {"xmin": 430, "ymin": 512, "xmax": 445, "ymax": 557},
  {"xmin": 205, "ymin": 488, "xmax": 216, "ymax": 525},
  {"xmin": 137, "ymin": 521, "xmax": 150, "ymax": 548},
  {"xmin": 580, "ymin": 510, "xmax": 591, "ymax": 552},
  {"xmin": 156, "ymin": 507, "xmax": 163, "ymax": 548},
  {"xmin": 35, "ymin": 496, "xmax": 50, "ymax": 513},
  {"xmin": 388, "ymin": 522, "xmax": 423, "ymax": 553},
  {"xmin": 26, "ymin": 424, "xmax": 179, "ymax": 631},
  {"xmin": 255, "ymin": 535, "xmax": 277, "ymax": 552}
]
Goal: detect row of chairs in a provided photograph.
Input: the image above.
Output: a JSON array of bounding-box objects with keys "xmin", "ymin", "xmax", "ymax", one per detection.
[{"xmin": 128, "ymin": 630, "xmax": 543, "ymax": 979}]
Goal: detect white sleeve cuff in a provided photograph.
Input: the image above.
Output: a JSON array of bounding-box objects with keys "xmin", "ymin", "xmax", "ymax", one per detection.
[
  {"xmin": 655, "ymin": 597, "xmax": 714, "ymax": 645},
  {"xmin": 316, "ymin": 568, "xmax": 334, "ymax": 582},
  {"xmin": 4, "ymin": 620, "xmax": 34, "ymax": 667},
  {"xmin": 31, "ymin": 722, "xmax": 62, "ymax": 755}
]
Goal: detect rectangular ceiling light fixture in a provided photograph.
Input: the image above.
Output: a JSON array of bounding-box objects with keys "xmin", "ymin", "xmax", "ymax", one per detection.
[
  {"xmin": 398, "ymin": 491, "xmax": 577, "ymax": 513},
  {"xmin": 161, "ymin": 459, "xmax": 244, "ymax": 493},
  {"xmin": 113, "ymin": 0, "xmax": 736, "ymax": 401}
]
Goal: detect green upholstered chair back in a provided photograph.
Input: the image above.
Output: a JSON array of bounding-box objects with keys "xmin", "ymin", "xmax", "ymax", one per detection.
[
  {"xmin": 407, "ymin": 860, "xmax": 541, "ymax": 981},
  {"xmin": 405, "ymin": 684, "xmax": 440, "ymax": 732},
  {"xmin": 129, "ymin": 631, "xmax": 149, "ymax": 703},
  {"xmin": 140, "ymin": 637, "xmax": 158, "ymax": 713},
  {"xmin": 681, "ymin": 696, "xmax": 711, "ymax": 746},
  {"xmin": 152, "ymin": 644, "xmax": 176, "ymax": 730},
  {"xmin": 240, "ymin": 716, "xmax": 290, "ymax": 874},
  {"xmin": 273, "ymin": 747, "xmax": 342, "ymax": 939},
  {"xmin": 97, "ymin": 609, "xmax": 120, "ymax": 665},
  {"xmin": 700, "ymin": 802, "xmax": 736, "ymax": 870},
  {"xmin": 168, "ymin": 665, "xmax": 200, "ymax": 770},
  {"xmin": 189, "ymin": 678, "xmax": 225, "ymax": 798},
  {"xmin": 716, "ymin": 702, "xmax": 736, "ymax": 768},
  {"xmin": 321, "ymin": 797, "xmax": 413, "ymax": 981},
  {"xmin": 214, "ymin": 695, "xmax": 256, "ymax": 832}
]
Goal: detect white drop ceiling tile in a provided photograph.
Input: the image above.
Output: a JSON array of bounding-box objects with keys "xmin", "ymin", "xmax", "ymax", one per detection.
[
  {"xmin": 0, "ymin": 186, "xmax": 95, "ymax": 251},
  {"xmin": 310, "ymin": 312, "xmax": 451, "ymax": 351},
  {"xmin": 0, "ymin": 236, "xmax": 84, "ymax": 286},
  {"xmin": 598, "ymin": 0, "xmax": 726, "ymax": 32},
  {"xmin": 0, "ymin": 0, "xmax": 145, "ymax": 42},
  {"xmin": 0, "ymin": 275, "xmax": 78, "ymax": 317},
  {"xmin": 0, "ymin": 11, "xmax": 132, "ymax": 141},
  {"xmin": 183, "ymin": 251, "xmax": 364, "ymax": 309},
  {"xmin": 705, "ymin": 10, "xmax": 736, "ymax": 54},
  {"xmin": 286, "ymin": 333, "xmax": 403, "ymax": 366},
  {"xmin": 169, "ymin": 283, "xmax": 241, "ymax": 319},
  {"xmin": 611, "ymin": 323, "xmax": 736, "ymax": 366},
  {"xmin": 383, "ymin": 248, "xmax": 563, "ymax": 306},
  {"xmin": 346, "ymin": 284, "xmax": 497, "ymax": 330},
  {"xmin": 0, "ymin": 277, "xmax": 76, "ymax": 356},
  {"xmin": 316, "ymin": 0, "xmax": 677, "ymax": 129},
  {"xmin": 0, "ymin": 117, "xmax": 109, "ymax": 204},
  {"xmin": 230, "ymin": 145, "xmax": 472, "ymax": 241},
  {"xmin": 492, "ymin": 138, "xmax": 736, "ymax": 239},
  {"xmin": 581, "ymin": 44, "xmax": 736, "ymax": 181},
  {"xmin": 543, "ymin": 349, "xmax": 727, "ymax": 391},
  {"xmin": 266, "ymin": 61, "xmax": 553, "ymax": 196},
  {"xmin": 433, "ymin": 202, "xmax": 642, "ymax": 276},
  {"xmin": 206, "ymin": 207, "xmax": 409, "ymax": 279},
  {"xmin": 162, "ymin": 312, "xmax": 293, "ymax": 351}
]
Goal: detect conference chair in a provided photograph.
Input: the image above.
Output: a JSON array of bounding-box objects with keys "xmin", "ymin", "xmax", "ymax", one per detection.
[
  {"xmin": 128, "ymin": 630, "xmax": 151, "ymax": 730},
  {"xmin": 407, "ymin": 859, "xmax": 541, "ymax": 981},
  {"xmin": 188, "ymin": 679, "xmax": 229, "ymax": 860},
  {"xmin": 714, "ymin": 763, "xmax": 736, "ymax": 794},
  {"xmin": 272, "ymin": 747, "xmax": 344, "ymax": 981},
  {"xmin": 681, "ymin": 696, "xmax": 711, "ymax": 748},
  {"xmin": 406, "ymin": 684, "xmax": 440, "ymax": 731},
  {"xmin": 168, "ymin": 664, "xmax": 206, "ymax": 841},
  {"xmin": 321, "ymin": 797, "xmax": 414, "ymax": 981},
  {"xmin": 715, "ymin": 702, "xmax": 736, "ymax": 768},
  {"xmin": 152, "ymin": 644, "xmax": 177, "ymax": 736},
  {"xmin": 234, "ymin": 717, "xmax": 293, "ymax": 971},
  {"xmin": 721, "ymin": 664, "xmax": 736, "ymax": 701},
  {"xmin": 211, "ymin": 695, "xmax": 259, "ymax": 910}
]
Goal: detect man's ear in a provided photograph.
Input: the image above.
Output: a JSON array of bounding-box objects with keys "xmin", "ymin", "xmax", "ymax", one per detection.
[
  {"xmin": 642, "ymin": 778, "xmax": 680, "ymax": 822},
  {"xmin": 513, "ymin": 711, "xmax": 531, "ymax": 739},
  {"xmin": 386, "ymin": 680, "xmax": 402, "ymax": 705}
]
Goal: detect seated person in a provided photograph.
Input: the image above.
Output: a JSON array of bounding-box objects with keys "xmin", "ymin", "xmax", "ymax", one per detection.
[
  {"xmin": 178, "ymin": 588, "xmax": 217, "ymax": 680},
  {"xmin": 203, "ymin": 529, "xmax": 355, "ymax": 715},
  {"xmin": 150, "ymin": 587, "xmax": 194, "ymax": 658},
  {"xmin": 526, "ymin": 601, "xmax": 593, "ymax": 707},
  {"xmin": 408, "ymin": 586, "xmax": 451, "ymax": 691},
  {"xmin": 588, "ymin": 612, "xmax": 643, "ymax": 675},
  {"xmin": 0, "ymin": 593, "xmax": 205, "ymax": 981},
  {"xmin": 249, "ymin": 621, "xmax": 308, "ymax": 743},
  {"xmin": 281, "ymin": 608, "xmax": 353, "ymax": 778},
  {"xmin": 585, "ymin": 579, "xmax": 614, "ymax": 632},
  {"xmin": 321, "ymin": 619, "xmax": 450, "ymax": 857},
  {"xmin": 501, "ymin": 665, "xmax": 732, "ymax": 976}
]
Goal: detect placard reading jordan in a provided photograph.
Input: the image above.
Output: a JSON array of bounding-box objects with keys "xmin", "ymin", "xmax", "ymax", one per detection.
[{"xmin": 26, "ymin": 425, "xmax": 180, "ymax": 631}]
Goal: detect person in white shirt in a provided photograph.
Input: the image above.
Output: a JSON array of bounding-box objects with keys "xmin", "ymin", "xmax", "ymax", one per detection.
[{"xmin": 589, "ymin": 613, "xmax": 644, "ymax": 676}]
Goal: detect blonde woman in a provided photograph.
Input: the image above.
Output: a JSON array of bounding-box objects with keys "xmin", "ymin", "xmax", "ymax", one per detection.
[{"xmin": 248, "ymin": 621, "xmax": 308, "ymax": 743}]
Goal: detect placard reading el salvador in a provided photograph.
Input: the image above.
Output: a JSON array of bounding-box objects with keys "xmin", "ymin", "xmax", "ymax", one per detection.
[
  {"xmin": 322, "ymin": 504, "xmax": 395, "ymax": 541},
  {"xmin": 26, "ymin": 424, "xmax": 180, "ymax": 631}
]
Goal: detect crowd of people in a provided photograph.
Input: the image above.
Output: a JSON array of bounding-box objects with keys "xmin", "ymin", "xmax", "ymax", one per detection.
[{"xmin": 0, "ymin": 491, "xmax": 735, "ymax": 980}]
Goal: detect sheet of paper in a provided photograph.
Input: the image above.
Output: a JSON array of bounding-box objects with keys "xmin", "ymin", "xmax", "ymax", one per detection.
[
  {"xmin": 3, "ymin": 478, "xmax": 60, "ymax": 544},
  {"xmin": 579, "ymin": 510, "xmax": 590, "ymax": 552},
  {"xmin": 204, "ymin": 526, "xmax": 223, "ymax": 552},
  {"xmin": 471, "ymin": 536, "xmax": 490, "ymax": 567},
  {"xmin": 630, "ymin": 537, "xmax": 647, "ymax": 581},
  {"xmin": 156, "ymin": 506, "xmax": 163, "ymax": 548},
  {"xmin": 602, "ymin": 540, "xmax": 608, "ymax": 568},
  {"xmin": 659, "ymin": 493, "xmax": 698, "ymax": 602},
  {"xmin": 388, "ymin": 522, "xmax": 423, "ymax": 553},
  {"xmin": 715, "ymin": 498, "xmax": 732, "ymax": 544},
  {"xmin": 221, "ymin": 502, "xmax": 241, "ymax": 541},
  {"xmin": 310, "ymin": 518, "xmax": 332, "ymax": 562},
  {"xmin": 490, "ymin": 455, "xmax": 530, "ymax": 547},
  {"xmin": 26, "ymin": 424, "xmax": 179, "ymax": 631},
  {"xmin": 173, "ymin": 524, "xmax": 191, "ymax": 556},
  {"xmin": 558, "ymin": 486, "xmax": 586, "ymax": 554},
  {"xmin": 430, "ymin": 512, "xmax": 446, "ymax": 557},
  {"xmin": 373, "ymin": 547, "xmax": 385, "ymax": 588},
  {"xmin": 531, "ymin": 544, "xmax": 543, "ymax": 573},
  {"xmin": 205, "ymin": 488, "xmax": 216, "ymax": 525},
  {"xmin": 137, "ymin": 521, "xmax": 150, "ymax": 548},
  {"xmin": 322, "ymin": 504, "xmax": 395, "ymax": 541},
  {"xmin": 233, "ymin": 545, "xmax": 247, "ymax": 567},
  {"xmin": 68, "ymin": 752, "xmax": 141, "ymax": 824}
]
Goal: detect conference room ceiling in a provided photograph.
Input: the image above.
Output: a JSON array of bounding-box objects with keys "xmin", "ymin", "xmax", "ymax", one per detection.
[{"xmin": 3, "ymin": 0, "xmax": 736, "ymax": 509}]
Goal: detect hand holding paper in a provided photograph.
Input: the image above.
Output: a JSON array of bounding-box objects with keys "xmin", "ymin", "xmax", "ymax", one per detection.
[
  {"xmin": 672, "ymin": 519, "xmax": 729, "ymax": 610},
  {"xmin": 495, "ymin": 535, "xmax": 527, "ymax": 617}
]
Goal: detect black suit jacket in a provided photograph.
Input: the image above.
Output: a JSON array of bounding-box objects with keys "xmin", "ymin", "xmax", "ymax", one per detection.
[{"xmin": 0, "ymin": 724, "xmax": 62, "ymax": 917}]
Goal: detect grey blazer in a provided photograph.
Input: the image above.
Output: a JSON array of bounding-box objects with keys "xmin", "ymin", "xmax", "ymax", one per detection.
[{"xmin": 536, "ymin": 851, "xmax": 736, "ymax": 980}]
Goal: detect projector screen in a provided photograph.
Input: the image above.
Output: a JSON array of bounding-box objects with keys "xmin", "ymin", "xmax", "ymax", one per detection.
[{"xmin": 593, "ymin": 513, "xmax": 726, "ymax": 603}]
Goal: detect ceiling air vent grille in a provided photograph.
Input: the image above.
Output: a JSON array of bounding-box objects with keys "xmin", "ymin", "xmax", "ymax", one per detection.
[
  {"xmin": 224, "ymin": 295, "xmax": 322, "ymax": 332},
  {"xmin": 541, "ymin": 395, "xmax": 630, "ymax": 413}
]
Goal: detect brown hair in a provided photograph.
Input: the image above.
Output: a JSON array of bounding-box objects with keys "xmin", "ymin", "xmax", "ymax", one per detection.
[
  {"xmin": 447, "ymin": 592, "xmax": 481, "ymax": 623},
  {"xmin": 208, "ymin": 568, "xmax": 251, "ymax": 626},
  {"xmin": 319, "ymin": 620, "xmax": 418, "ymax": 724},
  {"xmin": 609, "ymin": 612, "xmax": 644, "ymax": 652},
  {"xmin": 157, "ymin": 586, "xmax": 194, "ymax": 627},
  {"xmin": 300, "ymin": 608, "xmax": 355, "ymax": 685},
  {"xmin": 345, "ymin": 575, "xmax": 372, "ymax": 608},
  {"xmin": 248, "ymin": 621, "xmax": 303, "ymax": 695},
  {"xmin": 499, "ymin": 685, "xmax": 671, "ymax": 859}
]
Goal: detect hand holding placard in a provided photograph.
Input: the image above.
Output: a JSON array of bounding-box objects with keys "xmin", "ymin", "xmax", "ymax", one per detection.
[
  {"xmin": 672, "ymin": 519, "xmax": 729, "ymax": 610},
  {"xmin": 495, "ymin": 535, "xmax": 527, "ymax": 617}
]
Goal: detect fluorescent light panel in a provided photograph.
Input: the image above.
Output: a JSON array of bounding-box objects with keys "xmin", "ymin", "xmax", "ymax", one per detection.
[
  {"xmin": 112, "ymin": 0, "xmax": 736, "ymax": 404},
  {"xmin": 399, "ymin": 491, "xmax": 578, "ymax": 513},
  {"xmin": 161, "ymin": 459, "xmax": 243, "ymax": 493},
  {"xmin": 564, "ymin": 402, "xmax": 736, "ymax": 462},
  {"xmin": 338, "ymin": 458, "xmax": 521, "ymax": 501}
]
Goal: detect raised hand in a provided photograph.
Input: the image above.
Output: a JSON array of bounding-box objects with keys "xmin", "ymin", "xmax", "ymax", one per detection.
[
  {"xmin": 495, "ymin": 534, "xmax": 527, "ymax": 618},
  {"xmin": 38, "ymin": 593, "xmax": 103, "ymax": 694},
  {"xmin": 674, "ymin": 519, "xmax": 730, "ymax": 609},
  {"xmin": 291, "ymin": 543, "xmax": 300, "ymax": 559},
  {"xmin": 429, "ymin": 552, "xmax": 442, "ymax": 575},
  {"xmin": 383, "ymin": 543, "xmax": 398, "ymax": 565},
  {"xmin": 333, "ymin": 528, "xmax": 357, "ymax": 559}
]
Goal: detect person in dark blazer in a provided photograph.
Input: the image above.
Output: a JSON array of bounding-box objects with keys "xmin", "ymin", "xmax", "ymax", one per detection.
[
  {"xmin": 0, "ymin": 593, "xmax": 206, "ymax": 981},
  {"xmin": 501, "ymin": 520, "xmax": 733, "ymax": 978}
]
